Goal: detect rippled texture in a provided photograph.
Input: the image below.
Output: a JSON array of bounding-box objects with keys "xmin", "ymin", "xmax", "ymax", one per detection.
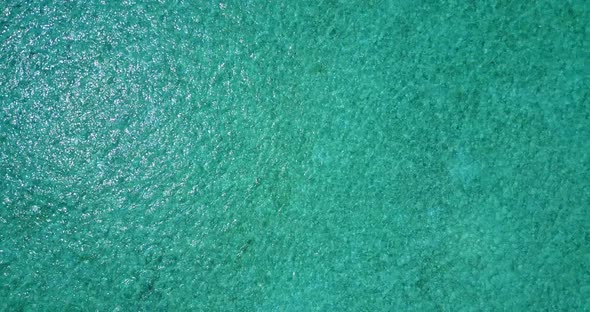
[{"xmin": 1, "ymin": 0, "xmax": 588, "ymax": 310}]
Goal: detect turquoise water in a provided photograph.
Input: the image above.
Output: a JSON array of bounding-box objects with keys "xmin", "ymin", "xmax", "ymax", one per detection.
[{"xmin": 1, "ymin": 0, "xmax": 588, "ymax": 310}]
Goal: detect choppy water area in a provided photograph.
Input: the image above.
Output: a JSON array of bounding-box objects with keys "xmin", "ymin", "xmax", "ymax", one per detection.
[{"xmin": 1, "ymin": 1, "xmax": 588, "ymax": 310}]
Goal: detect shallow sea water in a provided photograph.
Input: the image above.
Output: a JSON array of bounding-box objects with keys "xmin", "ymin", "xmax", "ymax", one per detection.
[{"xmin": 1, "ymin": 1, "xmax": 588, "ymax": 310}]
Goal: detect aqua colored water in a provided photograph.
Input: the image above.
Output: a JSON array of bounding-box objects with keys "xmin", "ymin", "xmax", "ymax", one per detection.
[{"xmin": 1, "ymin": 1, "xmax": 588, "ymax": 310}]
